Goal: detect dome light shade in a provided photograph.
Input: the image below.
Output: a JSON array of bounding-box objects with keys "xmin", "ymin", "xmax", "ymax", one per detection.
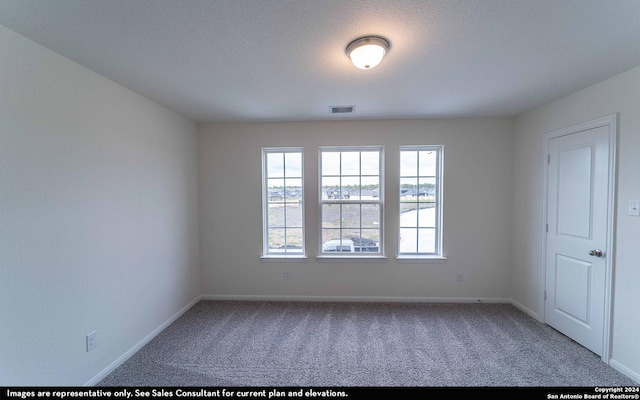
[{"xmin": 346, "ymin": 36, "xmax": 390, "ymax": 70}]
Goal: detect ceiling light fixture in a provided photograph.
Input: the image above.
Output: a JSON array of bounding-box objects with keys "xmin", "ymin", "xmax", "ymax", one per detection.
[{"xmin": 346, "ymin": 36, "xmax": 390, "ymax": 70}]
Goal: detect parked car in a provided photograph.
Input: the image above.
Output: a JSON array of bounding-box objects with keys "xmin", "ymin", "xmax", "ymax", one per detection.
[
  {"xmin": 322, "ymin": 239, "xmax": 355, "ymax": 252},
  {"xmin": 350, "ymin": 236, "xmax": 379, "ymax": 252},
  {"xmin": 322, "ymin": 237, "xmax": 379, "ymax": 253}
]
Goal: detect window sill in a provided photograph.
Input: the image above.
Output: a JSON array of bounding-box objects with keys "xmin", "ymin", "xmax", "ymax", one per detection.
[
  {"xmin": 315, "ymin": 255, "xmax": 388, "ymax": 262},
  {"xmin": 260, "ymin": 255, "xmax": 308, "ymax": 262},
  {"xmin": 395, "ymin": 255, "xmax": 447, "ymax": 264}
]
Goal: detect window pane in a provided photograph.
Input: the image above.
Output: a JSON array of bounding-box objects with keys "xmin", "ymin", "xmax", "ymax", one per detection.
[
  {"xmin": 268, "ymin": 228, "xmax": 285, "ymax": 250},
  {"xmin": 399, "ymin": 228, "xmax": 417, "ymax": 253},
  {"xmin": 322, "ymin": 152, "xmax": 340, "ymax": 176},
  {"xmin": 268, "ymin": 205, "xmax": 285, "ymax": 227},
  {"xmin": 285, "ymin": 204, "xmax": 303, "ymax": 228},
  {"xmin": 321, "ymin": 176, "xmax": 340, "ymax": 199},
  {"xmin": 322, "ymin": 204, "xmax": 341, "ymax": 228},
  {"xmin": 284, "ymin": 178, "xmax": 302, "ymax": 201},
  {"xmin": 400, "ymin": 151, "xmax": 418, "ymax": 177},
  {"xmin": 418, "ymin": 228, "xmax": 436, "ymax": 253},
  {"xmin": 284, "ymin": 152, "xmax": 302, "ymax": 178},
  {"xmin": 341, "ymin": 152, "xmax": 360, "ymax": 175},
  {"xmin": 417, "ymin": 204, "xmax": 436, "ymax": 228},
  {"xmin": 419, "ymin": 177, "xmax": 436, "ymax": 199},
  {"xmin": 268, "ymin": 178, "xmax": 284, "ymax": 206},
  {"xmin": 267, "ymin": 190, "xmax": 283, "ymax": 204},
  {"xmin": 285, "ymin": 228, "xmax": 304, "ymax": 251},
  {"xmin": 361, "ymin": 151, "xmax": 379, "ymax": 176},
  {"xmin": 400, "ymin": 203, "xmax": 418, "ymax": 227},
  {"xmin": 341, "ymin": 176, "xmax": 359, "ymax": 199},
  {"xmin": 400, "ymin": 177, "xmax": 417, "ymax": 198},
  {"xmin": 359, "ymin": 229, "xmax": 380, "ymax": 248},
  {"xmin": 362, "ymin": 204, "xmax": 380, "ymax": 228},
  {"xmin": 322, "ymin": 229, "xmax": 341, "ymax": 242},
  {"xmin": 267, "ymin": 153, "xmax": 284, "ymax": 178},
  {"xmin": 360, "ymin": 176, "xmax": 379, "ymax": 199},
  {"xmin": 268, "ymin": 178, "xmax": 284, "ymax": 189},
  {"xmin": 418, "ymin": 150, "xmax": 437, "ymax": 176},
  {"xmin": 341, "ymin": 204, "xmax": 361, "ymax": 228}
]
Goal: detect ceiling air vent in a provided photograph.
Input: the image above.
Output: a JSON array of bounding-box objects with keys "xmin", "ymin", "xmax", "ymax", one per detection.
[{"xmin": 330, "ymin": 105, "xmax": 355, "ymax": 114}]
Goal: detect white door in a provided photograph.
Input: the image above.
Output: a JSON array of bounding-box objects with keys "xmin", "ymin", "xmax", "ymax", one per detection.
[{"xmin": 545, "ymin": 119, "xmax": 614, "ymax": 357}]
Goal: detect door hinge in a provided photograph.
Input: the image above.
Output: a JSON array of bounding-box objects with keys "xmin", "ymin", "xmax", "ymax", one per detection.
[
  {"xmin": 544, "ymin": 290, "xmax": 547, "ymax": 300},
  {"xmin": 547, "ymin": 155, "xmax": 550, "ymax": 164},
  {"xmin": 546, "ymin": 223, "xmax": 549, "ymax": 233}
]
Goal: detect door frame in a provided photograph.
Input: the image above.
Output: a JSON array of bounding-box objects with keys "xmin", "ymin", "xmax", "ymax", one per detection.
[{"xmin": 540, "ymin": 113, "xmax": 618, "ymax": 363}]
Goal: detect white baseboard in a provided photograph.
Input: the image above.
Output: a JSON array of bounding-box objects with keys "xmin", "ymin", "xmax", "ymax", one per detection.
[
  {"xmin": 200, "ymin": 294, "xmax": 512, "ymax": 304},
  {"xmin": 609, "ymin": 359, "xmax": 640, "ymax": 384},
  {"xmin": 84, "ymin": 295, "xmax": 202, "ymax": 386},
  {"xmin": 508, "ymin": 298, "xmax": 540, "ymax": 321}
]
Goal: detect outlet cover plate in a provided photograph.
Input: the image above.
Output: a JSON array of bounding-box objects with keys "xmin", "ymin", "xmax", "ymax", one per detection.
[
  {"xmin": 629, "ymin": 200, "xmax": 640, "ymax": 216},
  {"xmin": 86, "ymin": 331, "xmax": 97, "ymax": 352}
]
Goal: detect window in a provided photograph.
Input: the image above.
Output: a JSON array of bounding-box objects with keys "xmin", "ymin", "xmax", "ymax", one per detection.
[
  {"xmin": 399, "ymin": 146, "xmax": 443, "ymax": 257},
  {"xmin": 319, "ymin": 147, "xmax": 383, "ymax": 256},
  {"xmin": 262, "ymin": 148, "xmax": 304, "ymax": 256}
]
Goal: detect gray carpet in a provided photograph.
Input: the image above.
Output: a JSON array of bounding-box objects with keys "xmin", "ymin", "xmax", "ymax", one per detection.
[{"xmin": 98, "ymin": 300, "xmax": 636, "ymax": 387}]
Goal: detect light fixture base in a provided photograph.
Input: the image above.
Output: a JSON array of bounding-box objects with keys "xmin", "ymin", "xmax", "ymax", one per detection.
[{"xmin": 345, "ymin": 36, "xmax": 390, "ymax": 70}]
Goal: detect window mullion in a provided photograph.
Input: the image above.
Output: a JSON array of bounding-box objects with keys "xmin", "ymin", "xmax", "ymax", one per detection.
[
  {"xmin": 415, "ymin": 175, "xmax": 419, "ymax": 254},
  {"xmin": 282, "ymin": 175, "xmax": 287, "ymax": 249}
]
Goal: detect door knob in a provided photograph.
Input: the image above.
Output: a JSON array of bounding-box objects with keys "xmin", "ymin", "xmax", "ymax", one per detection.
[{"xmin": 588, "ymin": 249, "xmax": 604, "ymax": 257}]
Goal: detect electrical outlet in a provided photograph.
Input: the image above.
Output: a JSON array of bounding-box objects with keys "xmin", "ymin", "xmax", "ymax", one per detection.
[
  {"xmin": 86, "ymin": 331, "xmax": 97, "ymax": 352},
  {"xmin": 284, "ymin": 271, "xmax": 291, "ymax": 281},
  {"xmin": 629, "ymin": 200, "xmax": 640, "ymax": 216},
  {"xmin": 456, "ymin": 272, "xmax": 464, "ymax": 282}
]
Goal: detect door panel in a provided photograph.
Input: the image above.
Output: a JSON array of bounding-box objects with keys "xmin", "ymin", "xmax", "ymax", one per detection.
[
  {"xmin": 545, "ymin": 124, "xmax": 610, "ymax": 356},
  {"xmin": 555, "ymin": 254, "xmax": 591, "ymax": 325},
  {"xmin": 557, "ymin": 145, "xmax": 593, "ymax": 238}
]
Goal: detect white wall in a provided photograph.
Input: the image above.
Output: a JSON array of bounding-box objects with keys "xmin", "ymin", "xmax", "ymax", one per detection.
[
  {"xmin": 512, "ymin": 66, "xmax": 640, "ymax": 381},
  {"xmin": 198, "ymin": 118, "xmax": 514, "ymax": 301},
  {"xmin": 0, "ymin": 25, "xmax": 200, "ymax": 385},
  {"xmin": 5, "ymin": 11, "xmax": 636, "ymax": 385}
]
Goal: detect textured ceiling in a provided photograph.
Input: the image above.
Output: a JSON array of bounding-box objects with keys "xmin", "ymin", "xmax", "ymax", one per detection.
[{"xmin": 1, "ymin": 0, "xmax": 640, "ymax": 123}]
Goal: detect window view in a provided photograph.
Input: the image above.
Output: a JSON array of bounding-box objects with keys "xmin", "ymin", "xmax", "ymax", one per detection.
[
  {"xmin": 319, "ymin": 147, "xmax": 383, "ymax": 255},
  {"xmin": 399, "ymin": 146, "xmax": 443, "ymax": 256},
  {"xmin": 262, "ymin": 148, "xmax": 304, "ymax": 256}
]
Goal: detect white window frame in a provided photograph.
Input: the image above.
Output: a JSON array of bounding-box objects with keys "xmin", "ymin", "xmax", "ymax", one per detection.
[
  {"xmin": 317, "ymin": 146, "xmax": 385, "ymax": 260},
  {"xmin": 397, "ymin": 145, "xmax": 446, "ymax": 262},
  {"xmin": 261, "ymin": 147, "xmax": 306, "ymax": 259}
]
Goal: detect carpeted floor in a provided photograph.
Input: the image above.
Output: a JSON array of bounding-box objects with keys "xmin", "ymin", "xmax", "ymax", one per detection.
[{"xmin": 98, "ymin": 300, "xmax": 636, "ymax": 387}]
